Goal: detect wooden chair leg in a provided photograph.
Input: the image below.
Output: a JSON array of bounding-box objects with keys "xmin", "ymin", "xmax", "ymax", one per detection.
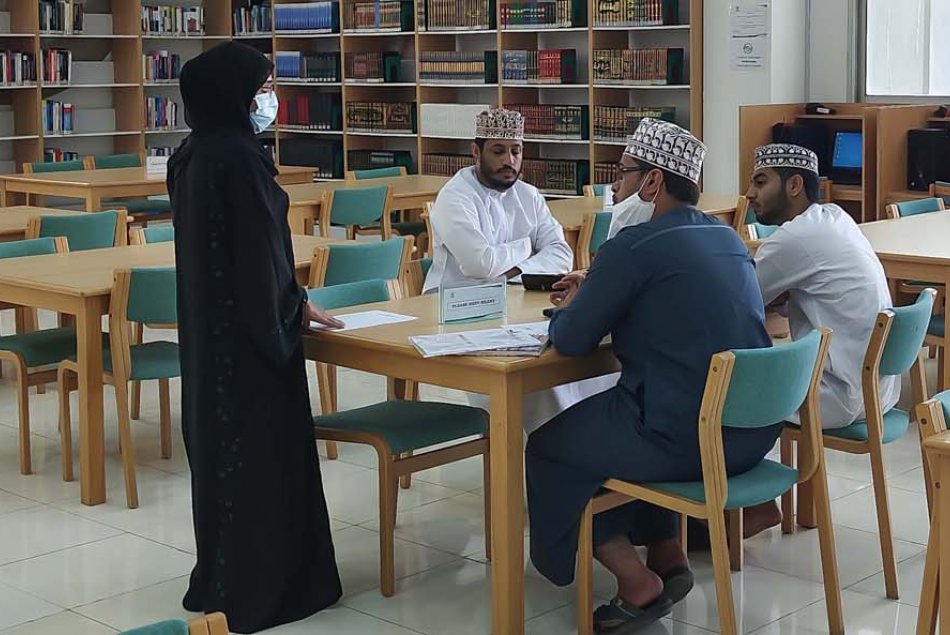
[
  {"xmin": 58, "ymin": 366, "xmax": 74, "ymax": 482},
  {"xmin": 726, "ymin": 509, "xmax": 743, "ymax": 571},
  {"xmin": 378, "ymin": 455, "xmax": 398, "ymax": 597},
  {"xmin": 14, "ymin": 364, "xmax": 31, "ymax": 475},
  {"xmin": 399, "ymin": 452, "xmax": 412, "ymax": 489},
  {"xmin": 315, "ymin": 361, "xmax": 339, "ymax": 460},
  {"xmin": 810, "ymin": 461, "xmax": 845, "ymax": 634},
  {"xmin": 929, "ymin": 345, "xmax": 937, "ymax": 360},
  {"xmin": 917, "ymin": 504, "xmax": 940, "ymax": 635},
  {"xmin": 938, "ymin": 347, "xmax": 946, "ymax": 393},
  {"xmin": 131, "ymin": 324, "xmax": 143, "ymax": 419},
  {"xmin": 114, "ymin": 380, "xmax": 139, "ymax": 509},
  {"xmin": 708, "ymin": 509, "xmax": 739, "ymax": 635},
  {"xmin": 158, "ymin": 378, "xmax": 172, "ymax": 459},
  {"xmin": 679, "ymin": 513, "xmax": 688, "ymax": 552},
  {"xmin": 780, "ymin": 435, "xmax": 795, "ymax": 534},
  {"xmin": 869, "ymin": 443, "xmax": 899, "ymax": 599},
  {"xmin": 797, "ymin": 439, "xmax": 818, "ymax": 529},
  {"xmin": 576, "ymin": 501, "xmax": 595, "ymax": 635},
  {"xmin": 482, "ymin": 446, "xmax": 492, "ymax": 561}
]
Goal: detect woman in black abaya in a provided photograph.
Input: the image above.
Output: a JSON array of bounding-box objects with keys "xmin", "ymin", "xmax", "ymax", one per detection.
[{"xmin": 168, "ymin": 43, "xmax": 343, "ymax": 633}]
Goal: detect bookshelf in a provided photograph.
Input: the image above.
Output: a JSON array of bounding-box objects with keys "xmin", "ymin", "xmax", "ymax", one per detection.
[{"xmin": 0, "ymin": 0, "xmax": 702, "ymax": 193}]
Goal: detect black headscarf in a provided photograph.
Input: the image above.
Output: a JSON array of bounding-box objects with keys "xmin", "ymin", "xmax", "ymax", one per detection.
[{"xmin": 179, "ymin": 42, "xmax": 273, "ymax": 134}]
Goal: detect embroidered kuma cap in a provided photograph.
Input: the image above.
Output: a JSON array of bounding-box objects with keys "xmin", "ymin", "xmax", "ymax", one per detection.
[
  {"xmin": 475, "ymin": 108, "xmax": 524, "ymax": 140},
  {"xmin": 623, "ymin": 118, "xmax": 706, "ymax": 184},
  {"xmin": 754, "ymin": 143, "xmax": 820, "ymax": 175}
]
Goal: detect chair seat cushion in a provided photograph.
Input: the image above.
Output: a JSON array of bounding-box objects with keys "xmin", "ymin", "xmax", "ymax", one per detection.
[
  {"xmin": 0, "ymin": 327, "xmax": 80, "ymax": 367},
  {"xmin": 104, "ymin": 198, "xmax": 171, "ymax": 215},
  {"xmin": 122, "ymin": 341, "xmax": 180, "ymax": 381},
  {"xmin": 314, "ymin": 400, "xmax": 487, "ymax": 454},
  {"xmin": 822, "ymin": 408, "xmax": 909, "ymax": 444},
  {"xmin": 930, "ymin": 314, "xmax": 945, "ymax": 338},
  {"xmin": 651, "ymin": 459, "xmax": 799, "ymax": 510},
  {"xmin": 392, "ymin": 221, "xmax": 427, "ymax": 236}
]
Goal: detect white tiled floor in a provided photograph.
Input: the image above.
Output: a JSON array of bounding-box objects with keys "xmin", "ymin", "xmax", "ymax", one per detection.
[{"xmin": 0, "ymin": 310, "xmax": 942, "ymax": 634}]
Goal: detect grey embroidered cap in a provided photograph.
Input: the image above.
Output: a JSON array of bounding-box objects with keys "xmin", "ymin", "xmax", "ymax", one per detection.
[
  {"xmin": 475, "ymin": 108, "xmax": 524, "ymax": 140},
  {"xmin": 623, "ymin": 118, "xmax": 706, "ymax": 184},
  {"xmin": 754, "ymin": 143, "xmax": 820, "ymax": 175}
]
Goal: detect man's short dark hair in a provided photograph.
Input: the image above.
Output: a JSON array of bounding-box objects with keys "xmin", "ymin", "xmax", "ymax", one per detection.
[
  {"xmin": 474, "ymin": 138, "xmax": 486, "ymax": 150},
  {"xmin": 774, "ymin": 167, "xmax": 820, "ymax": 204},
  {"xmin": 633, "ymin": 159, "xmax": 700, "ymax": 205}
]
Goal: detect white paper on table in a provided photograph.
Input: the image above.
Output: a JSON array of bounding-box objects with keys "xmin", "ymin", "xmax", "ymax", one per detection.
[
  {"xmin": 409, "ymin": 327, "xmax": 544, "ymax": 358},
  {"xmin": 310, "ymin": 310, "xmax": 417, "ymax": 332}
]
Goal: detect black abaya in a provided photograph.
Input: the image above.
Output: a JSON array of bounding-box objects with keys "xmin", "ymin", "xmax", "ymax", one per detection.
[{"xmin": 168, "ymin": 43, "xmax": 341, "ymax": 633}]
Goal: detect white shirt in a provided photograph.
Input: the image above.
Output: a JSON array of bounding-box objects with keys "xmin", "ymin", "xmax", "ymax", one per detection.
[
  {"xmin": 754, "ymin": 203, "xmax": 900, "ymax": 429},
  {"xmin": 423, "ymin": 167, "xmax": 573, "ymax": 294}
]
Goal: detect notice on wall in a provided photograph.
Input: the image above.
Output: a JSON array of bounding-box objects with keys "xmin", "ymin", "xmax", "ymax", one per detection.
[{"xmin": 730, "ymin": 1, "xmax": 770, "ymax": 71}]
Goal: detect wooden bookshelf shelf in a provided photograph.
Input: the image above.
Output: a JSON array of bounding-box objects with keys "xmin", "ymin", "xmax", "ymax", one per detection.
[
  {"xmin": 593, "ymin": 24, "xmax": 690, "ymax": 31},
  {"xmin": 348, "ymin": 131, "xmax": 418, "ymax": 137},
  {"xmin": 0, "ymin": 33, "xmax": 37, "ymax": 38},
  {"xmin": 0, "ymin": 135, "xmax": 39, "ymax": 142},
  {"xmin": 41, "ymin": 33, "xmax": 139, "ymax": 39},
  {"xmin": 418, "ymin": 29, "xmax": 497, "ymax": 35},
  {"xmin": 523, "ymin": 138, "xmax": 588, "ymax": 145},
  {"xmin": 144, "ymin": 81, "xmax": 180, "ymax": 87},
  {"xmin": 278, "ymin": 128, "xmax": 344, "ymax": 135},
  {"xmin": 278, "ymin": 80, "xmax": 342, "ymax": 86},
  {"xmin": 344, "ymin": 81, "xmax": 416, "ymax": 87},
  {"xmin": 501, "ymin": 83, "xmax": 587, "ymax": 89},
  {"xmin": 274, "ymin": 31, "xmax": 338, "ymax": 38},
  {"xmin": 43, "ymin": 83, "xmax": 139, "ymax": 88},
  {"xmin": 342, "ymin": 30, "xmax": 413, "ymax": 37},
  {"xmin": 145, "ymin": 128, "xmax": 191, "ymax": 135},
  {"xmin": 45, "ymin": 131, "xmax": 141, "ymax": 139},
  {"xmin": 500, "ymin": 26, "xmax": 589, "ymax": 33},
  {"xmin": 419, "ymin": 83, "xmax": 499, "ymax": 88},
  {"xmin": 0, "ymin": 84, "xmax": 37, "ymax": 90},
  {"xmin": 593, "ymin": 84, "xmax": 690, "ymax": 90},
  {"xmin": 795, "ymin": 114, "xmax": 864, "ymax": 121}
]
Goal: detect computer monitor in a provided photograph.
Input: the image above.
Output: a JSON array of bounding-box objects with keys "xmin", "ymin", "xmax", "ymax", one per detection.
[{"xmin": 831, "ymin": 131, "xmax": 862, "ymax": 184}]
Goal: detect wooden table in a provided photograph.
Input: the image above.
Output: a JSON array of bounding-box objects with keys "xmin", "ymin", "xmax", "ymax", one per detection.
[
  {"xmin": 860, "ymin": 213, "xmax": 950, "ymax": 389},
  {"xmin": 548, "ymin": 193, "xmax": 740, "ymax": 265},
  {"xmin": 0, "ymin": 235, "xmax": 331, "ymax": 505},
  {"xmin": 0, "ymin": 165, "xmax": 316, "ymax": 211},
  {"xmin": 919, "ymin": 431, "xmax": 950, "ymax": 635},
  {"xmin": 285, "ymin": 175, "xmax": 450, "ymax": 235},
  {"xmin": 0, "ymin": 206, "xmax": 81, "ymax": 242},
  {"xmin": 302, "ymin": 288, "xmax": 619, "ymax": 635}
]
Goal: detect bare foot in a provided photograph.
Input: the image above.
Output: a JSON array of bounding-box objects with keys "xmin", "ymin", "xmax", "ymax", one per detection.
[
  {"xmin": 646, "ymin": 538, "xmax": 689, "ymax": 578},
  {"xmin": 743, "ymin": 501, "xmax": 783, "ymax": 538},
  {"xmin": 595, "ymin": 535, "xmax": 664, "ymax": 608}
]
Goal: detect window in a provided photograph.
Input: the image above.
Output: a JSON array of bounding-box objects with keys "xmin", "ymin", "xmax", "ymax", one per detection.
[{"xmin": 865, "ymin": 0, "xmax": 950, "ymax": 96}]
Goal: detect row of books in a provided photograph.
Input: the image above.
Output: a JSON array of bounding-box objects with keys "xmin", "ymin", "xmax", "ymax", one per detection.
[
  {"xmin": 344, "ymin": 0, "xmax": 412, "ymax": 31},
  {"xmin": 507, "ymin": 103, "xmax": 588, "ymax": 140},
  {"xmin": 279, "ymin": 137, "xmax": 342, "ymax": 178},
  {"xmin": 42, "ymin": 99, "xmax": 73, "ymax": 135},
  {"xmin": 142, "ymin": 51, "xmax": 181, "ymax": 82},
  {"xmin": 422, "ymin": 153, "xmax": 588, "ymax": 195},
  {"xmin": 346, "ymin": 101, "xmax": 417, "ymax": 133},
  {"xmin": 500, "ymin": 0, "xmax": 585, "ymax": 29},
  {"xmin": 345, "ymin": 52, "xmax": 400, "ymax": 83},
  {"xmin": 419, "ymin": 0, "xmax": 495, "ymax": 31},
  {"xmin": 592, "ymin": 105, "xmax": 675, "ymax": 142},
  {"xmin": 274, "ymin": 2, "xmax": 339, "ymax": 32},
  {"xmin": 43, "ymin": 149, "xmax": 81, "ymax": 162},
  {"xmin": 592, "ymin": 48, "xmax": 684, "ymax": 85},
  {"xmin": 348, "ymin": 149, "xmax": 413, "ymax": 172},
  {"xmin": 141, "ymin": 6, "xmax": 204, "ymax": 36},
  {"xmin": 145, "ymin": 96, "xmax": 180, "ymax": 131},
  {"xmin": 0, "ymin": 51, "xmax": 36, "ymax": 86},
  {"xmin": 233, "ymin": 2, "xmax": 273, "ymax": 35},
  {"xmin": 42, "ymin": 48, "xmax": 71, "ymax": 85},
  {"xmin": 419, "ymin": 51, "xmax": 498, "ymax": 84},
  {"xmin": 40, "ymin": 0, "xmax": 84, "ymax": 34},
  {"xmin": 593, "ymin": 161, "xmax": 616, "ymax": 186},
  {"xmin": 501, "ymin": 49, "xmax": 576, "ymax": 84},
  {"xmin": 277, "ymin": 93, "xmax": 342, "ymax": 130},
  {"xmin": 275, "ymin": 51, "xmax": 341, "ymax": 82},
  {"xmin": 592, "ymin": 0, "xmax": 679, "ymax": 27}
]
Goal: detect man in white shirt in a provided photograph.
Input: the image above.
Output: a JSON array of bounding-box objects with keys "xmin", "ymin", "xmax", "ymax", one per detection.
[
  {"xmin": 743, "ymin": 143, "xmax": 899, "ymax": 535},
  {"xmin": 424, "ymin": 108, "xmax": 610, "ymax": 433}
]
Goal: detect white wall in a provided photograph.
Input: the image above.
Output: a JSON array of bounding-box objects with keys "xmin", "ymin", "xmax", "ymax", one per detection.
[
  {"xmin": 807, "ymin": 0, "xmax": 855, "ymax": 101},
  {"xmin": 702, "ymin": 0, "xmax": 806, "ymax": 193}
]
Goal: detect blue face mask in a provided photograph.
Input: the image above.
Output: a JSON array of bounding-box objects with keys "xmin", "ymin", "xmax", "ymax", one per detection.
[{"xmin": 250, "ymin": 91, "xmax": 278, "ymax": 134}]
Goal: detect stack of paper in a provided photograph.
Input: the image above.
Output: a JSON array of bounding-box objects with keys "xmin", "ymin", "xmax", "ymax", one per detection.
[{"xmin": 410, "ymin": 321, "xmax": 551, "ymax": 358}]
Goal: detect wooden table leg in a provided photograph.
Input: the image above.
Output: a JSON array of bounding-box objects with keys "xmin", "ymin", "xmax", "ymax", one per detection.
[
  {"xmin": 939, "ymin": 454, "xmax": 950, "ymax": 635},
  {"xmin": 77, "ymin": 298, "xmax": 106, "ymax": 505},
  {"xmin": 287, "ymin": 207, "xmax": 314, "ymax": 235},
  {"xmin": 85, "ymin": 193, "xmax": 101, "ymax": 212},
  {"xmin": 917, "ymin": 501, "xmax": 939, "ymax": 635},
  {"xmin": 942, "ymin": 299, "xmax": 950, "ymax": 392},
  {"xmin": 488, "ymin": 373, "xmax": 525, "ymax": 635}
]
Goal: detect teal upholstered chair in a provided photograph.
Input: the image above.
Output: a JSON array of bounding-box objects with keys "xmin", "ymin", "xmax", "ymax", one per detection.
[
  {"xmin": 130, "ymin": 224, "xmax": 174, "ymax": 245},
  {"xmin": 915, "ymin": 389, "xmax": 950, "ymax": 513},
  {"xmin": 348, "ymin": 165, "xmax": 427, "ymax": 239},
  {"xmin": 119, "ymin": 620, "xmax": 188, "ymax": 635},
  {"xmin": 89, "ymin": 153, "xmax": 172, "ymax": 223},
  {"xmin": 318, "ymin": 184, "xmax": 393, "ymax": 240},
  {"xmin": 885, "ymin": 197, "xmax": 945, "ymax": 220},
  {"xmin": 0, "ymin": 237, "xmax": 79, "ymax": 476},
  {"xmin": 119, "ymin": 613, "xmax": 228, "ymax": 635},
  {"xmin": 575, "ymin": 330, "xmax": 841, "ymax": 635},
  {"xmin": 28, "ymin": 209, "xmax": 127, "ymax": 250},
  {"xmin": 308, "ymin": 237, "xmax": 414, "ymax": 460},
  {"xmin": 22, "ymin": 159, "xmax": 86, "ymax": 205},
  {"xmin": 577, "ymin": 211, "xmax": 612, "ymax": 269},
  {"xmin": 734, "ymin": 195, "xmax": 778, "ymax": 241},
  {"xmin": 59, "ymin": 267, "xmax": 180, "ymax": 508},
  {"xmin": 309, "ymin": 279, "xmax": 491, "ymax": 598},
  {"xmin": 784, "ymin": 289, "xmax": 936, "ymax": 602}
]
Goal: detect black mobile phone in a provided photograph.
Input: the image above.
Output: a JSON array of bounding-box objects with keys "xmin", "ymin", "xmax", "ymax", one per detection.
[
  {"xmin": 522, "ymin": 273, "xmax": 565, "ymax": 292},
  {"xmin": 542, "ymin": 307, "xmax": 555, "ymax": 318}
]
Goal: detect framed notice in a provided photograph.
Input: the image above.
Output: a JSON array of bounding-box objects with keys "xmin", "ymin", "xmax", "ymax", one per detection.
[{"xmin": 730, "ymin": 1, "xmax": 770, "ymax": 71}]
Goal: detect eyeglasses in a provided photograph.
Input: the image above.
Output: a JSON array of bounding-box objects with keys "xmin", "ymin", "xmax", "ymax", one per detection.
[{"xmin": 613, "ymin": 164, "xmax": 651, "ymax": 181}]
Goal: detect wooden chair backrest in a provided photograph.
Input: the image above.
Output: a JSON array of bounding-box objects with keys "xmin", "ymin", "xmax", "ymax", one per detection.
[{"xmin": 188, "ymin": 613, "xmax": 229, "ymax": 635}]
